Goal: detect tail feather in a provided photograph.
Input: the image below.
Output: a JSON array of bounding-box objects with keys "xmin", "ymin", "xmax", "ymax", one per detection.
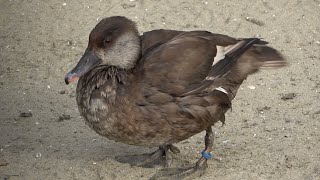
[
  {"xmin": 220, "ymin": 40, "xmax": 286, "ymax": 99},
  {"xmin": 256, "ymin": 45, "xmax": 287, "ymax": 69},
  {"xmin": 261, "ymin": 61, "xmax": 287, "ymax": 69},
  {"xmin": 180, "ymin": 38, "xmax": 286, "ymax": 96},
  {"xmin": 235, "ymin": 44, "xmax": 286, "ymax": 76}
]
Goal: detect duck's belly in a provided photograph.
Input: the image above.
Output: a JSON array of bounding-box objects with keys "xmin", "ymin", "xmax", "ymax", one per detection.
[{"xmin": 82, "ymin": 112, "xmax": 199, "ymax": 147}]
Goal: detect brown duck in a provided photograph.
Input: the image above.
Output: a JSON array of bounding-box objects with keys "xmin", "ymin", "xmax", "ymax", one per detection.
[{"xmin": 65, "ymin": 16, "xmax": 286, "ymax": 179}]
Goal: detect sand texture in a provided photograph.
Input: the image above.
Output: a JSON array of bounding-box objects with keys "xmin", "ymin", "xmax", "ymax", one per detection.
[{"xmin": 0, "ymin": 0, "xmax": 320, "ymax": 179}]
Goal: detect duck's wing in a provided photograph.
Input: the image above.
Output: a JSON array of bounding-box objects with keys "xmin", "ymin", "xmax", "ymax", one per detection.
[{"xmin": 140, "ymin": 31, "xmax": 238, "ymax": 96}]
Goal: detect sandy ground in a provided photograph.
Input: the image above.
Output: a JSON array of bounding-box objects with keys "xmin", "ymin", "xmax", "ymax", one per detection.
[{"xmin": 1, "ymin": 0, "xmax": 320, "ymax": 179}]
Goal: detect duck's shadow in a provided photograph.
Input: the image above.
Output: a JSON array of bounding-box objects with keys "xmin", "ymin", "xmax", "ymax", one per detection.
[{"xmin": 115, "ymin": 153, "xmax": 164, "ymax": 168}]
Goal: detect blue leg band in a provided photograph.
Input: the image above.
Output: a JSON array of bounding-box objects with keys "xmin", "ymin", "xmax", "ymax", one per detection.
[{"xmin": 201, "ymin": 150, "xmax": 212, "ymax": 160}]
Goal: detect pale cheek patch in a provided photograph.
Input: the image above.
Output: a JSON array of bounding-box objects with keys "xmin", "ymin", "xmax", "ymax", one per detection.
[
  {"xmin": 215, "ymin": 87, "xmax": 228, "ymax": 94},
  {"xmin": 97, "ymin": 32, "xmax": 140, "ymax": 69}
]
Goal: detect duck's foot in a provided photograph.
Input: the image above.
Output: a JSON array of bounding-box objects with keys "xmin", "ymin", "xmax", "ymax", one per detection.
[
  {"xmin": 151, "ymin": 126, "xmax": 214, "ymax": 180},
  {"xmin": 115, "ymin": 144, "xmax": 180, "ymax": 168},
  {"xmin": 150, "ymin": 157, "xmax": 208, "ymax": 180}
]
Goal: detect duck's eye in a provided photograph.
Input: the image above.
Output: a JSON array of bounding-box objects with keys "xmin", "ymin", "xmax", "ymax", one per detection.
[{"xmin": 103, "ymin": 37, "xmax": 112, "ymax": 46}]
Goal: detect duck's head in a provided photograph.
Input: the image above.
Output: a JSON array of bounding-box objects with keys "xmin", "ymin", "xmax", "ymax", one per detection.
[{"xmin": 65, "ymin": 16, "xmax": 141, "ymax": 84}]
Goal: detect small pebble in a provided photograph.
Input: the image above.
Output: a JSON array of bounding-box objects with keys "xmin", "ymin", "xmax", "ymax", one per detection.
[
  {"xmin": 247, "ymin": 85, "xmax": 256, "ymax": 90},
  {"xmin": 59, "ymin": 90, "xmax": 66, "ymax": 94},
  {"xmin": 58, "ymin": 114, "xmax": 71, "ymax": 122},
  {"xmin": 20, "ymin": 112, "xmax": 32, "ymax": 117},
  {"xmin": 36, "ymin": 152, "xmax": 41, "ymax": 158},
  {"xmin": 245, "ymin": 17, "xmax": 265, "ymax": 26},
  {"xmin": 0, "ymin": 159, "xmax": 8, "ymax": 166},
  {"xmin": 67, "ymin": 40, "xmax": 73, "ymax": 46},
  {"xmin": 280, "ymin": 93, "xmax": 297, "ymax": 100},
  {"xmin": 257, "ymin": 106, "xmax": 271, "ymax": 112},
  {"xmin": 222, "ymin": 140, "xmax": 230, "ymax": 143}
]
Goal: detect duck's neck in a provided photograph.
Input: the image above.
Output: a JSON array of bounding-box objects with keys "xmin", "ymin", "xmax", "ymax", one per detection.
[
  {"xmin": 78, "ymin": 66, "xmax": 129, "ymax": 92},
  {"xmin": 97, "ymin": 32, "xmax": 141, "ymax": 69},
  {"xmin": 76, "ymin": 66, "xmax": 129, "ymax": 114}
]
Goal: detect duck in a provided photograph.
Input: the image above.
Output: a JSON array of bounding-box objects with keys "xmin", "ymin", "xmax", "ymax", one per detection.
[{"xmin": 65, "ymin": 16, "xmax": 286, "ymax": 179}]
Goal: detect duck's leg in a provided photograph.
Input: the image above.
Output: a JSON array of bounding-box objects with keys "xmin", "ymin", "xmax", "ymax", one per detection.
[
  {"xmin": 115, "ymin": 144, "xmax": 180, "ymax": 167},
  {"xmin": 151, "ymin": 126, "xmax": 214, "ymax": 180}
]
